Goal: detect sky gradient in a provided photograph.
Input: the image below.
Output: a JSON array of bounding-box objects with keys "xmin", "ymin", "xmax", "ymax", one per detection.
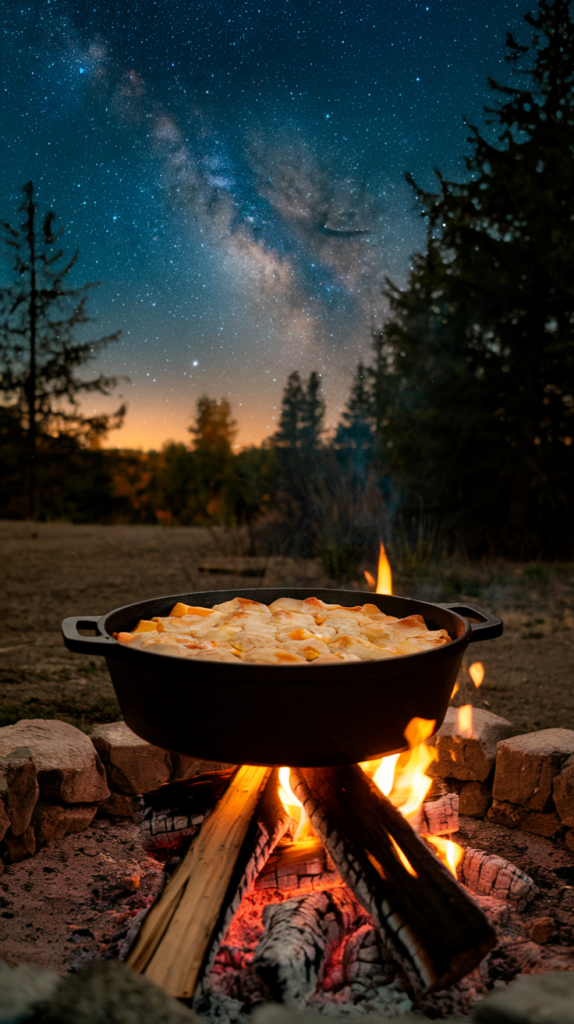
[{"xmin": 1, "ymin": 0, "xmax": 530, "ymax": 450}]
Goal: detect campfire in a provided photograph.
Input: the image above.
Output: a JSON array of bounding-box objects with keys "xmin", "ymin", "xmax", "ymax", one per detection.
[
  {"xmin": 60, "ymin": 547, "xmax": 507, "ymax": 1017},
  {"xmin": 125, "ymin": 718, "xmax": 496, "ymax": 1011}
]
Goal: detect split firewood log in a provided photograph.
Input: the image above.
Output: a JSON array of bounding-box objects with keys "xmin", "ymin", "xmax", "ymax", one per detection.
[
  {"xmin": 290, "ymin": 765, "xmax": 496, "ymax": 993},
  {"xmin": 459, "ymin": 848, "xmax": 535, "ymax": 905},
  {"xmin": 128, "ymin": 766, "xmax": 291, "ymax": 1000}
]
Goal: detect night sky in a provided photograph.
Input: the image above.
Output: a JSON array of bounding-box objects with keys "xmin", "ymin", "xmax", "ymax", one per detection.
[{"xmin": 1, "ymin": 0, "xmax": 530, "ymax": 450}]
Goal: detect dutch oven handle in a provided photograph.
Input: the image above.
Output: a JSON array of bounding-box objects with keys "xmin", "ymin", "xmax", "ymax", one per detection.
[
  {"xmin": 62, "ymin": 616, "xmax": 116, "ymax": 655},
  {"xmin": 439, "ymin": 602, "xmax": 503, "ymax": 642}
]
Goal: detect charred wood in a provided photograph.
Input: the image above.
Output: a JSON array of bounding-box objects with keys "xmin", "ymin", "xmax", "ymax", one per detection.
[
  {"xmin": 256, "ymin": 836, "xmax": 340, "ymax": 894},
  {"xmin": 251, "ymin": 885, "xmax": 369, "ymax": 1005},
  {"xmin": 459, "ymin": 848, "xmax": 535, "ymax": 906},
  {"xmin": 132, "ymin": 768, "xmax": 235, "ymax": 840},
  {"xmin": 290, "ymin": 765, "xmax": 496, "ymax": 992},
  {"xmin": 414, "ymin": 793, "xmax": 459, "ymax": 837}
]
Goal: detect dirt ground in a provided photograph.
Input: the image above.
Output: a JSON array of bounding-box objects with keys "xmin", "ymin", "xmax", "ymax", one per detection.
[{"xmin": 1, "ymin": 519, "xmax": 574, "ymax": 736}]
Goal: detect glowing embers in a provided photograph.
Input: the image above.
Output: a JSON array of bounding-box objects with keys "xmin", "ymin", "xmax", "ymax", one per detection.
[{"xmin": 364, "ymin": 540, "xmax": 393, "ymax": 595}]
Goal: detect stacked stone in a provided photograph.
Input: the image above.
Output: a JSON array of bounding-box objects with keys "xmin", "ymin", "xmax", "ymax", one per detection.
[
  {"xmin": 429, "ymin": 707, "xmax": 574, "ymax": 841},
  {"xmin": 428, "ymin": 706, "xmax": 514, "ymax": 817},
  {"xmin": 0, "ymin": 717, "xmax": 230, "ymax": 868},
  {"xmin": 490, "ymin": 729, "xmax": 574, "ymax": 841},
  {"xmin": 0, "ymin": 720, "xmax": 109, "ymax": 869}
]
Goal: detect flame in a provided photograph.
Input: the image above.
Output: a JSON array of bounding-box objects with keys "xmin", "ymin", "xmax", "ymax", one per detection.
[
  {"xmin": 457, "ymin": 704, "xmax": 474, "ymax": 737},
  {"xmin": 451, "ymin": 681, "xmax": 459, "ymax": 698},
  {"xmin": 372, "ymin": 753, "xmax": 400, "ymax": 796},
  {"xmin": 278, "ymin": 767, "xmax": 312, "ymax": 843},
  {"xmin": 368, "ymin": 717, "xmax": 436, "ymax": 820},
  {"xmin": 469, "ymin": 662, "xmax": 485, "ymax": 688},
  {"xmin": 278, "ymin": 766, "xmax": 301, "ymax": 811},
  {"xmin": 361, "ymin": 718, "xmax": 465, "ymax": 881},
  {"xmin": 365, "ymin": 542, "xmax": 393, "ymax": 595},
  {"xmin": 426, "ymin": 835, "xmax": 464, "ymax": 878},
  {"xmin": 388, "ymin": 833, "xmax": 418, "ymax": 877}
]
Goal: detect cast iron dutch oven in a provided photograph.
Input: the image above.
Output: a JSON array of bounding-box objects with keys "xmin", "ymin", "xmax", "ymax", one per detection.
[{"xmin": 62, "ymin": 589, "xmax": 502, "ymax": 766}]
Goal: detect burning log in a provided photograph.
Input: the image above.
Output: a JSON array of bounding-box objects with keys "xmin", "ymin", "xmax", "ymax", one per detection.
[
  {"xmin": 128, "ymin": 765, "xmax": 291, "ymax": 999},
  {"xmin": 290, "ymin": 765, "xmax": 496, "ymax": 992},
  {"xmin": 459, "ymin": 848, "xmax": 535, "ymax": 905},
  {"xmin": 199, "ymin": 767, "xmax": 292, "ymax": 981},
  {"xmin": 252, "ymin": 886, "xmax": 369, "ymax": 1005},
  {"xmin": 128, "ymin": 765, "xmax": 271, "ymax": 995}
]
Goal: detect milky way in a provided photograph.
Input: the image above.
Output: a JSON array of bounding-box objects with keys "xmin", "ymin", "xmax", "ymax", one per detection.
[{"xmin": 0, "ymin": 0, "xmax": 529, "ymax": 448}]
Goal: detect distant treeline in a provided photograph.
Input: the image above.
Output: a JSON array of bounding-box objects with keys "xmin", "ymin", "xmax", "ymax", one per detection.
[{"xmin": 1, "ymin": 0, "xmax": 573, "ymax": 561}]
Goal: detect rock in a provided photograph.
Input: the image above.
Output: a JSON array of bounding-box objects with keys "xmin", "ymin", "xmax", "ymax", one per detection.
[
  {"xmin": 553, "ymin": 753, "xmax": 574, "ymax": 827},
  {"xmin": 528, "ymin": 917, "xmax": 554, "ymax": 944},
  {"xmin": 1, "ymin": 825, "xmax": 36, "ymax": 863},
  {"xmin": 90, "ymin": 721, "xmax": 171, "ymax": 796},
  {"xmin": 0, "ymin": 720, "xmax": 109, "ymax": 804},
  {"xmin": 0, "ymin": 798, "xmax": 9, "ymax": 843},
  {"xmin": 0, "ymin": 746, "xmax": 39, "ymax": 836},
  {"xmin": 429, "ymin": 706, "xmax": 514, "ymax": 781},
  {"xmin": 32, "ymin": 801, "xmax": 97, "ymax": 848},
  {"xmin": 564, "ymin": 829, "xmax": 574, "ymax": 852},
  {"xmin": 492, "ymin": 728, "xmax": 574, "ymax": 811},
  {"xmin": 252, "ymin": 1006, "xmax": 433, "ymax": 1024},
  {"xmin": 487, "ymin": 799, "xmax": 561, "ymax": 838},
  {"xmin": 36, "ymin": 959, "xmax": 202, "ymax": 1024},
  {"xmin": 458, "ymin": 780, "xmax": 492, "ymax": 817},
  {"xmin": 473, "ymin": 970, "xmax": 574, "ymax": 1024},
  {"xmin": 170, "ymin": 753, "xmax": 235, "ymax": 781},
  {"xmin": 97, "ymin": 789, "xmax": 135, "ymax": 818},
  {"xmin": 0, "ymin": 957, "xmax": 60, "ymax": 1024}
]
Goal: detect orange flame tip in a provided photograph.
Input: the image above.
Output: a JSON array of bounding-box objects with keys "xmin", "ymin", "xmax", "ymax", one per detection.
[
  {"xmin": 376, "ymin": 542, "xmax": 392, "ymax": 595},
  {"xmin": 469, "ymin": 662, "xmax": 485, "ymax": 688},
  {"xmin": 451, "ymin": 681, "xmax": 459, "ymax": 698},
  {"xmin": 427, "ymin": 835, "xmax": 464, "ymax": 877},
  {"xmin": 389, "ymin": 833, "xmax": 418, "ymax": 877},
  {"xmin": 364, "ymin": 570, "xmax": 376, "ymax": 588}
]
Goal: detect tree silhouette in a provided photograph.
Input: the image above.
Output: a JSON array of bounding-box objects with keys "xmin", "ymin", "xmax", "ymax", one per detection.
[
  {"xmin": 188, "ymin": 396, "xmax": 237, "ymax": 521},
  {"xmin": 0, "ymin": 182, "xmax": 124, "ymax": 518},
  {"xmin": 377, "ymin": 0, "xmax": 574, "ymax": 556}
]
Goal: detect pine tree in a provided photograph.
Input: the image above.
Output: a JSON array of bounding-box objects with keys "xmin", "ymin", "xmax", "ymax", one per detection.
[
  {"xmin": 0, "ymin": 182, "xmax": 124, "ymax": 518},
  {"xmin": 273, "ymin": 370, "xmax": 325, "ymax": 451},
  {"xmin": 273, "ymin": 371, "xmax": 305, "ymax": 448},
  {"xmin": 378, "ymin": 0, "xmax": 574, "ymax": 556},
  {"xmin": 188, "ymin": 395, "xmax": 237, "ymax": 522},
  {"xmin": 300, "ymin": 371, "xmax": 326, "ymax": 452},
  {"xmin": 335, "ymin": 362, "xmax": 377, "ymax": 487}
]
